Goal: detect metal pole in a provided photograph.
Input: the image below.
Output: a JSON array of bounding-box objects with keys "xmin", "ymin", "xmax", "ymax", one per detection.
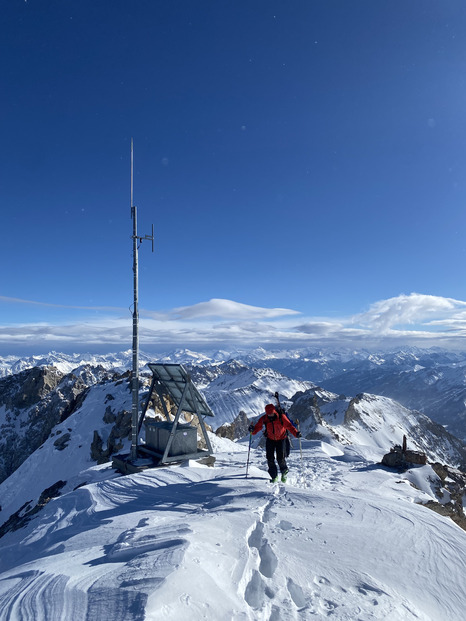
[
  {"xmin": 245, "ymin": 432, "xmax": 252, "ymax": 478},
  {"xmin": 297, "ymin": 419, "xmax": 303, "ymax": 469},
  {"xmin": 131, "ymin": 139, "xmax": 139, "ymax": 461}
]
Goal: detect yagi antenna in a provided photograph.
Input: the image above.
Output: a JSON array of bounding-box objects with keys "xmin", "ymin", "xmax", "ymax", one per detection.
[
  {"xmin": 131, "ymin": 140, "xmax": 154, "ymax": 248},
  {"xmin": 130, "ymin": 138, "xmax": 155, "ymax": 462}
]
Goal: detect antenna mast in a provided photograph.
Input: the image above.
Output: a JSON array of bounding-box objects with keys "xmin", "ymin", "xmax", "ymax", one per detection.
[{"xmin": 130, "ymin": 139, "xmax": 154, "ymax": 462}]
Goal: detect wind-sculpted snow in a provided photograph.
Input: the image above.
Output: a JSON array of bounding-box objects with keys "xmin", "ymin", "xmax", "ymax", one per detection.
[{"xmin": 0, "ymin": 438, "xmax": 465, "ymax": 620}]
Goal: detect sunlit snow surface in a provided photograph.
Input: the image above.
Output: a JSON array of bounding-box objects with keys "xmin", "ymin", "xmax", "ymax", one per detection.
[{"xmin": 0, "ymin": 436, "xmax": 465, "ymax": 620}]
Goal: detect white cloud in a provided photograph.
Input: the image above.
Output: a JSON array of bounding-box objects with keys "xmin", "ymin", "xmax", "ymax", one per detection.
[
  {"xmin": 144, "ymin": 298, "xmax": 300, "ymax": 321},
  {"xmin": 0, "ymin": 295, "xmax": 124, "ymax": 313},
  {"xmin": 1, "ymin": 293, "xmax": 466, "ymax": 352},
  {"xmin": 290, "ymin": 293, "xmax": 466, "ymax": 347},
  {"xmin": 354, "ymin": 293, "xmax": 466, "ymax": 333}
]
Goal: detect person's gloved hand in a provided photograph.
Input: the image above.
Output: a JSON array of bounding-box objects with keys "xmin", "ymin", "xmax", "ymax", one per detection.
[
  {"xmin": 248, "ymin": 424, "xmax": 255, "ymax": 433},
  {"xmin": 296, "ymin": 431, "xmax": 302, "ymax": 438}
]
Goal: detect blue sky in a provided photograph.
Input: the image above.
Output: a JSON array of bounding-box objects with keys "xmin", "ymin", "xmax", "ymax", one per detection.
[{"xmin": 2, "ymin": 1, "xmax": 466, "ymax": 354}]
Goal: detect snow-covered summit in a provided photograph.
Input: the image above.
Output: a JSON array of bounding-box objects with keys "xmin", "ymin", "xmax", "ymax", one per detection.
[
  {"xmin": 0, "ymin": 435, "xmax": 465, "ymax": 620},
  {"xmin": 1, "ymin": 352, "xmax": 466, "ymax": 619}
]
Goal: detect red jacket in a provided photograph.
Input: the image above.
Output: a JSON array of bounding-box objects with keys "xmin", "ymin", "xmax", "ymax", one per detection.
[{"xmin": 251, "ymin": 411, "xmax": 298, "ymax": 441}]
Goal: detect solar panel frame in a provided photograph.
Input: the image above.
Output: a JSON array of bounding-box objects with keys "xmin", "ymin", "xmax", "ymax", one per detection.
[{"xmin": 147, "ymin": 363, "xmax": 214, "ymax": 417}]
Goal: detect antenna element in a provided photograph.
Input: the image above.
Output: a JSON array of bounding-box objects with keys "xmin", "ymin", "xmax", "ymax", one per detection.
[{"xmin": 130, "ymin": 139, "xmax": 155, "ymax": 461}]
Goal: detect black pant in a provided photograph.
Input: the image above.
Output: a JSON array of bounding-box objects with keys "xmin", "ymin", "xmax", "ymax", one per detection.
[{"xmin": 266, "ymin": 438, "xmax": 288, "ymax": 479}]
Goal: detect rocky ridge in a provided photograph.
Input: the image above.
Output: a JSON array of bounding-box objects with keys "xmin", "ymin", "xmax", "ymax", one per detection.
[
  {"xmin": 287, "ymin": 387, "xmax": 466, "ymax": 470},
  {"xmin": 0, "ymin": 365, "xmax": 125, "ymax": 483}
]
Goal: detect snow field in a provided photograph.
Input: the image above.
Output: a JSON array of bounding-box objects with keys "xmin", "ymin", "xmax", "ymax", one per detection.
[{"xmin": 0, "ymin": 438, "xmax": 465, "ymax": 620}]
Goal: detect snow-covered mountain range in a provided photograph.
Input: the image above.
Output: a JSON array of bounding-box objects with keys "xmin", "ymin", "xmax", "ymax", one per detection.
[
  {"xmin": 2, "ymin": 347, "xmax": 466, "ymax": 489},
  {"xmin": 1, "ymin": 353, "xmax": 465, "ymax": 518},
  {"xmin": 1, "ymin": 348, "xmax": 466, "ymax": 618},
  {"xmin": 1, "ymin": 346, "xmax": 466, "ymax": 440}
]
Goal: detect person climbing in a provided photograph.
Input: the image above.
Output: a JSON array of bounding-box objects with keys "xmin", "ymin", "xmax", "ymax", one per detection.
[{"xmin": 249, "ymin": 403, "xmax": 301, "ymax": 483}]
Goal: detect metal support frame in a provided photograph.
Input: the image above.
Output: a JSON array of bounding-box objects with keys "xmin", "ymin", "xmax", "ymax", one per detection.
[
  {"xmin": 160, "ymin": 381, "xmax": 190, "ymax": 463},
  {"xmin": 137, "ymin": 363, "xmax": 214, "ymax": 465}
]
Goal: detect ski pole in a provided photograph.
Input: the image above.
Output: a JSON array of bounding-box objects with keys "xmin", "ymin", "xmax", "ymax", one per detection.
[
  {"xmin": 297, "ymin": 419, "xmax": 303, "ymax": 465},
  {"xmin": 245, "ymin": 432, "xmax": 252, "ymax": 478}
]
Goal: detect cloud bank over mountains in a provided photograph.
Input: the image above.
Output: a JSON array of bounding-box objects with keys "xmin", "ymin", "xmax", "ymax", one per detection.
[{"xmin": 1, "ymin": 293, "xmax": 466, "ymax": 353}]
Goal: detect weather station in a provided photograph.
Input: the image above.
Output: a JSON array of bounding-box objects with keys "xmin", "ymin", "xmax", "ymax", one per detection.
[{"xmin": 113, "ymin": 140, "xmax": 215, "ymax": 475}]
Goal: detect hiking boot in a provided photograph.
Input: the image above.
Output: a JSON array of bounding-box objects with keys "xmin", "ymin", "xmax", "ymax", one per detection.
[
  {"xmin": 270, "ymin": 476, "xmax": 279, "ymax": 483},
  {"xmin": 281, "ymin": 469, "xmax": 289, "ymax": 483}
]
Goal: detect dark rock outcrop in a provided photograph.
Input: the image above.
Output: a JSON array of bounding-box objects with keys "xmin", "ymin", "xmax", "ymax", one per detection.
[
  {"xmin": 0, "ymin": 365, "xmax": 117, "ymax": 483},
  {"xmin": 381, "ymin": 447, "xmax": 427, "ymax": 468},
  {"xmin": 424, "ymin": 463, "xmax": 466, "ymax": 531},
  {"xmin": 216, "ymin": 411, "xmax": 250, "ymax": 441},
  {"xmin": 90, "ymin": 409, "xmax": 132, "ymax": 464},
  {"xmin": 0, "ymin": 366, "xmax": 63, "ymax": 411},
  {"xmin": 0, "ymin": 480, "xmax": 66, "ymax": 539}
]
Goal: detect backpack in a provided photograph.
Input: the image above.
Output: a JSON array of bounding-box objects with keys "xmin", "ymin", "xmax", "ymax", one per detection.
[{"xmin": 276, "ymin": 405, "xmax": 295, "ymax": 456}]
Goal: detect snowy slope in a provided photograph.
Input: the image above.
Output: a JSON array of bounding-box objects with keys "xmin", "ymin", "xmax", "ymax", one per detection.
[
  {"xmin": 0, "ymin": 378, "xmax": 134, "ymax": 525},
  {"xmin": 290, "ymin": 389, "xmax": 466, "ymax": 469},
  {"xmin": 0, "ymin": 437, "xmax": 465, "ymax": 620},
  {"xmin": 0, "ymin": 363, "xmax": 313, "ymax": 526},
  {"xmin": 1, "ymin": 350, "xmax": 466, "ymax": 619},
  {"xmin": 200, "ymin": 366, "xmax": 315, "ymax": 428},
  {"xmin": 1, "ymin": 365, "xmax": 465, "ymax": 530}
]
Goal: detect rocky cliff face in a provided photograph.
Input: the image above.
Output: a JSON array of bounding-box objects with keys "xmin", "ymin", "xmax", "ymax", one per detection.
[
  {"xmin": 215, "ymin": 411, "xmax": 250, "ymax": 441},
  {"xmin": 0, "ymin": 365, "xmax": 117, "ymax": 483},
  {"xmin": 425, "ymin": 463, "xmax": 466, "ymax": 530},
  {"xmin": 0, "ymin": 365, "xmax": 63, "ymax": 409},
  {"xmin": 288, "ymin": 388, "xmax": 466, "ymax": 470}
]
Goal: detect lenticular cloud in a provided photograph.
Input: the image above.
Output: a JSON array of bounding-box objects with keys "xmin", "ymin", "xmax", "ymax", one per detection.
[
  {"xmin": 356, "ymin": 293, "xmax": 466, "ymax": 332},
  {"xmin": 152, "ymin": 298, "xmax": 300, "ymax": 321}
]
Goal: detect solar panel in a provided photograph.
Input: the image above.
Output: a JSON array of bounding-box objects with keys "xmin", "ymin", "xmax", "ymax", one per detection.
[{"xmin": 147, "ymin": 363, "xmax": 214, "ymax": 417}]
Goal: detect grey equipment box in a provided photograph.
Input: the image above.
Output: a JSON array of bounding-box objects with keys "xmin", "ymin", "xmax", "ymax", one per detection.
[{"xmin": 144, "ymin": 421, "xmax": 197, "ymax": 456}]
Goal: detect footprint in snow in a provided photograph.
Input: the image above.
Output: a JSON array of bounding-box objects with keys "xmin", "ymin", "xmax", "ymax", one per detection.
[
  {"xmin": 287, "ymin": 578, "xmax": 307, "ymax": 608},
  {"xmin": 277, "ymin": 520, "xmax": 293, "ymax": 531},
  {"xmin": 258, "ymin": 541, "xmax": 278, "ymax": 578},
  {"xmin": 248, "ymin": 521, "xmax": 264, "ymax": 549},
  {"xmin": 244, "ymin": 570, "xmax": 266, "ymax": 609}
]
